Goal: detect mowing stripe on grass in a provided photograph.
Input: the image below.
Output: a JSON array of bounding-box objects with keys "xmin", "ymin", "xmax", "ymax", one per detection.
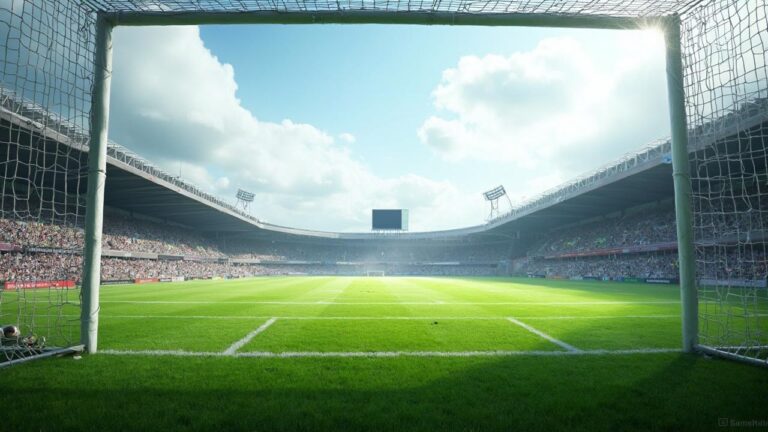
[
  {"xmin": 223, "ymin": 317, "xmax": 277, "ymax": 355},
  {"xmin": 98, "ymin": 348, "xmax": 680, "ymax": 358},
  {"xmin": 507, "ymin": 317, "xmax": 581, "ymax": 352}
]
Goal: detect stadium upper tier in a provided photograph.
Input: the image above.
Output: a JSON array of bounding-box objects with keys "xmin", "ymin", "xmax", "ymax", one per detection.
[{"xmin": 1, "ymin": 91, "xmax": 766, "ymax": 243}]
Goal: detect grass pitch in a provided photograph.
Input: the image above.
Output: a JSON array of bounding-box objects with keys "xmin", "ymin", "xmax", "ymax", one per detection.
[{"xmin": 1, "ymin": 276, "xmax": 767, "ymax": 431}]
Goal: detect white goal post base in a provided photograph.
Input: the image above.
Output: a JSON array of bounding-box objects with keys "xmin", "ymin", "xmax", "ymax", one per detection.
[{"xmin": 0, "ymin": 345, "xmax": 84, "ymax": 369}]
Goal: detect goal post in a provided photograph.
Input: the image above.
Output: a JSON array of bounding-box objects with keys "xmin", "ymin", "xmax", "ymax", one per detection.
[
  {"xmin": 80, "ymin": 15, "xmax": 113, "ymax": 354},
  {"xmin": 88, "ymin": 9, "xmax": 698, "ymax": 355},
  {"xmin": 366, "ymin": 271, "xmax": 386, "ymax": 277},
  {"xmin": 662, "ymin": 15, "xmax": 698, "ymax": 353},
  {"xmin": 26, "ymin": 5, "xmax": 715, "ymax": 357},
  {"xmin": 2, "ymin": 0, "xmax": 766, "ymax": 366}
]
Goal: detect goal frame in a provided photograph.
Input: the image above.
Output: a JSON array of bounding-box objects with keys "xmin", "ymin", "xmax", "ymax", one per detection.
[{"xmin": 81, "ymin": 11, "xmax": 697, "ymax": 357}]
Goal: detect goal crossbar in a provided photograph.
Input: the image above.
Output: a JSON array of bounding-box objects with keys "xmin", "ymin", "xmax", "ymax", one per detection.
[{"xmin": 105, "ymin": 11, "xmax": 665, "ymax": 30}]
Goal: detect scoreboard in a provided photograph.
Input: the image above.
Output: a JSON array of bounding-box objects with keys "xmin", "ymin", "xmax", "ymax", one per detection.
[{"xmin": 372, "ymin": 209, "xmax": 409, "ymax": 231}]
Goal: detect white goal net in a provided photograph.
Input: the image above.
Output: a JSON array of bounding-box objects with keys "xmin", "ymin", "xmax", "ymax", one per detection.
[
  {"xmin": 684, "ymin": 1, "xmax": 768, "ymax": 365},
  {"xmin": 0, "ymin": 0, "xmax": 766, "ymax": 366},
  {"xmin": 0, "ymin": 0, "xmax": 91, "ymax": 365}
]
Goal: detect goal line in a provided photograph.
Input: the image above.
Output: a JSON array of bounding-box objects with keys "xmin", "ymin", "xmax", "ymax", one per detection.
[
  {"xmin": 91, "ymin": 314, "xmax": 683, "ymax": 321},
  {"xmin": 89, "ymin": 300, "xmax": 683, "ymax": 306},
  {"xmin": 98, "ymin": 348, "xmax": 681, "ymax": 358}
]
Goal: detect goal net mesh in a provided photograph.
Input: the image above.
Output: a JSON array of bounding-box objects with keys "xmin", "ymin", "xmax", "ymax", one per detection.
[
  {"xmin": 0, "ymin": 0, "xmax": 766, "ymax": 365},
  {"xmin": 683, "ymin": 0, "xmax": 768, "ymax": 364},
  {"xmin": 0, "ymin": 0, "xmax": 92, "ymax": 363}
]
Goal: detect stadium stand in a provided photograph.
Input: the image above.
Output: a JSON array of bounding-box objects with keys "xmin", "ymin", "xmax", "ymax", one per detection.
[
  {"xmin": 529, "ymin": 206, "xmax": 677, "ymax": 257},
  {"xmin": 1, "ymin": 93, "xmax": 766, "ymax": 287},
  {"xmin": 0, "ymin": 211, "xmax": 510, "ymax": 281},
  {"xmin": 513, "ymin": 203, "xmax": 680, "ymax": 281},
  {"xmin": 518, "ymin": 252, "xmax": 679, "ymax": 280},
  {"xmin": 1, "ymin": 197, "xmax": 763, "ymax": 283}
]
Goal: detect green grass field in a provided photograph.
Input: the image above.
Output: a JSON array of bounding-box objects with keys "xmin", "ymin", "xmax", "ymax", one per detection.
[{"xmin": 2, "ymin": 276, "xmax": 767, "ymax": 431}]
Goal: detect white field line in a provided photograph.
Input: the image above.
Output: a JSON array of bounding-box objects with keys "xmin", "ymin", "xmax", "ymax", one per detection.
[
  {"xmin": 31, "ymin": 313, "xmax": 768, "ymax": 320},
  {"xmin": 223, "ymin": 317, "xmax": 277, "ymax": 355},
  {"xmin": 89, "ymin": 300, "xmax": 682, "ymax": 306},
  {"xmin": 507, "ymin": 317, "xmax": 581, "ymax": 353},
  {"xmin": 518, "ymin": 315, "xmax": 681, "ymax": 320},
  {"xmin": 98, "ymin": 348, "xmax": 680, "ymax": 358},
  {"xmin": 82, "ymin": 314, "xmax": 682, "ymax": 321}
]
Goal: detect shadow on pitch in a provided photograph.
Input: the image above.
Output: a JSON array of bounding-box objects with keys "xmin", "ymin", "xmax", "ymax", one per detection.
[{"xmin": 1, "ymin": 352, "xmax": 767, "ymax": 431}]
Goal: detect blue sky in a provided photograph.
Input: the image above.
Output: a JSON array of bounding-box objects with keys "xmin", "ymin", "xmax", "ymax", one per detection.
[
  {"xmin": 197, "ymin": 25, "xmax": 642, "ymax": 182},
  {"xmin": 198, "ymin": 25, "xmax": 568, "ymax": 177},
  {"xmin": 108, "ymin": 24, "xmax": 669, "ymax": 232}
]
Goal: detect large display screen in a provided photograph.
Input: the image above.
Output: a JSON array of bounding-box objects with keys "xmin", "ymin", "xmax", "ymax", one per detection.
[{"xmin": 372, "ymin": 209, "xmax": 409, "ymax": 230}]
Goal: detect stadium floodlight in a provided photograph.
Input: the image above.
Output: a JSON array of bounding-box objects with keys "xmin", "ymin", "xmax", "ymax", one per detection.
[
  {"xmin": 483, "ymin": 185, "xmax": 513, "ymax": 221},
  {"xmin": 236, "ymin": 189, "xmax": 255, "ymax": 202},
  {"xmin": 236, "ymin": 189, "xmax": 255, "ymax": 212},
  {"xmin": 483, "ymin": 186, "xmax": 507, "ymax": 202},
  {"xmin": 1, "ymin": 0, "xmax": 765, "ymax": 368}
]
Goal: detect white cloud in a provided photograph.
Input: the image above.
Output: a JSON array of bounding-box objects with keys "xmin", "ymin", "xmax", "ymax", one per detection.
[
  {"xmin": 108, "ymin": 27, "xmax": 668, "ymax": 232},
  {"xmin": 109, "ymin": 26, "xmax": 483, "ymax": 232},
  {"xmin": 338, "ymin": 132, "xmax": 356, "ymax": 144},
  {"xmin": 418, "ymin": 31, "xmax": 669, "ymax": 177}
]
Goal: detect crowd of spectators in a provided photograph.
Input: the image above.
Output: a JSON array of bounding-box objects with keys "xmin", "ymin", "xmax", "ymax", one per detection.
[
  {"xmin": 0, "ymin": 212, "xmax": 508, "ymax": 282},
  {"xmin": 530, "ymin": 207, "xmax": 677, "ymax": 257},
  {"xmin": 0, "ymin": 252, "xmax": 81, "ymax": 282},
  {"xmin": 528, "ymin": 196, "xmax": 768, "ymax": 257},
  {"xmin": 696, "ymin": 199, "xmax": 768, "ymax": 242},
  {"xmin": 520, "ymin": 253, "xmax": 679, "ymax": 280},
  {"xmin": 0, "ymin": 253, "xmax": 267, "ymax": 282},
  {"xmin": 224, "ymin": 240, "xmax": 510, "ymax": 263},
  {"xmin": 2, "ymin": 202, "xmax": 766, "ymax": 283},
  {"xmin": 519, "ymin": 201, "xmax": 767, "ymax": 281},
  {"xmin": 0, "ymin": 218, "xmax": 83, "ymax": 250},
  {"xmin": 101, "ymin": 258, "xmax": 257, "ymax": 280},
  {"xmin": 0, "ymin": 215, "xmax": 224, "ymax": 257},
  {"xmin": 518, "ymin": 248, "xmax": 768, "ymax": 281},
  {"xmin": 102, "ymin": 214, "xmax": 223, "ymax": 257},
  {"xmin": 1, "ymin": 215, "xmax": 509, "ymax": 264},
  {"xmin": 0, "ymin": 253, "xmax": 500, "ymax": 281},
  {"xmin": 697, "ymin": 248, "xmax": 768, "ymax": 281}
]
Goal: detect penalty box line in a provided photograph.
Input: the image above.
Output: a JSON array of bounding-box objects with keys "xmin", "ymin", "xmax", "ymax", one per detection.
[
  {"xmin": 507, "ymin": 317, "xmax": 581, "ymax": 353},
  {"xmin": 223, "ymin": 317, "xmax": 277, "ymax": 355}
]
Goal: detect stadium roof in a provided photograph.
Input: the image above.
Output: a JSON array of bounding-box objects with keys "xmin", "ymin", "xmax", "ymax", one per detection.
[{"xmin": 3, "ymin": 92, "xmax": 765, "ymax": 244}]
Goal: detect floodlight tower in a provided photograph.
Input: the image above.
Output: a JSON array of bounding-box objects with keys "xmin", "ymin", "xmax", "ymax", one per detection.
[
  {"xmin": 236, "ymin": 188, "xmax": 255, "ymax": 212},
  {"xmin": 483, "ymin": 185, "xmax": 512, "ymax": 221}
]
